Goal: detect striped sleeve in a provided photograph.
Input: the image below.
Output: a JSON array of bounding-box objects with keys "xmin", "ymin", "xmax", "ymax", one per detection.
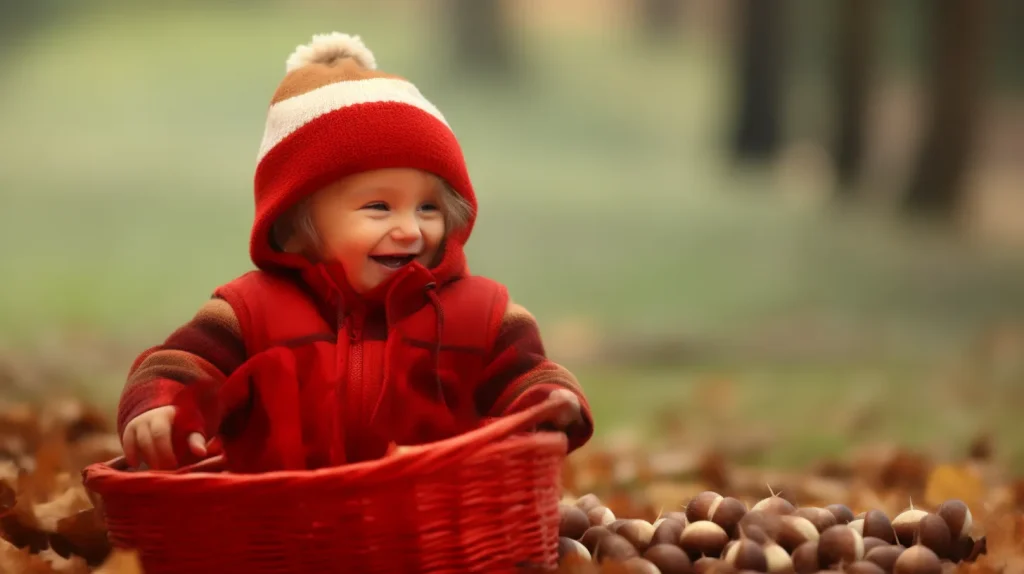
[
  {"xmin": 116, "ymin": 296, "xmax": 247, "ymax": 439},
  {"xmin": 474, "ymin": 299, "xmax": 594, "ymax": 452}
]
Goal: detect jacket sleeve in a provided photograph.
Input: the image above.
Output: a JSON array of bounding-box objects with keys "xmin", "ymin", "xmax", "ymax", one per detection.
[
  {"xmin": 116, "ymin": 296, "xmax": 247, "ymax": 441},
  {"xmin": 474, "ymin": 298, "xmax": 594, "ymax": 452}
]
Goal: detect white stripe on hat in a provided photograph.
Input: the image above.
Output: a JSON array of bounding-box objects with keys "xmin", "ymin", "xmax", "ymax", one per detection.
[{"xmin": 256, "ymin": 77, "xmax": 452, "ymax": 162}]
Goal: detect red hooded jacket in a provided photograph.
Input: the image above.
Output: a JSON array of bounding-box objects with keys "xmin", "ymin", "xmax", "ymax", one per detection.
[
  {"xmin": 117, "ymin": 176, "xmax": 595, "ymax": 472},
  {"xmin": 117, "ymin": 38, "xmax": 594, "ymax": 472},
  {"xmin": 119, "ymin": 218, "xmax": 594, "ymax": 471}
]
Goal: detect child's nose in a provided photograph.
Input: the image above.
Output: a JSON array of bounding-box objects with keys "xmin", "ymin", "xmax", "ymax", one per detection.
[{"xmin": 390, "ymin": 214, "xmax": 422, "ymax": 242}]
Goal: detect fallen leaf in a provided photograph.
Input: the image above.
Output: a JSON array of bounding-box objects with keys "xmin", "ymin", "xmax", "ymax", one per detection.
[
  {"xmin": 92, "ymin": 549, "xmax": 143, "ymax": 574},
  {"xmin": 0, "ymin": 535, "xmax": 58, "ymax": 573},
  {"xmin": 38, "ymin": 549, "xmax": 90, "ymax": 574},
  {"xmin": 34, "ymin": 486, "xmax": 92, "ymax": 532},
  {"xmin": 977, "ymin": 506, "xmax": 1024, "ymax": 560},
  {"xmin": 925, "ymin": 464, "xmax": 986, "ymax": 510},
  {"xmin": 0, "ymin": 486, "xmax": 49, "ymax": 552},
  {"xmin": 697, "ymin": 449, "xmax": 730, "ymax": 491},
  {"xmin": 26, "ymin": 432, "xmax": 69, "ymax": 504},
  {"xmin": 49, "ymin": 509, "xmax": 111, "ymax": 566},
  {"xmin": 67, "ymin": 436, "xmax": 122, "ymax": 473},
  {"xmin": 880, "ymin": 448, "xmax": 934, "ymax": 493},
  {"xmin": 644, "ymin": 481, "xmax": 705, "ymax": 513},
  {"xmin": 1012, "ymin": 479, "xmax": 1024, "ymax": 510},
  {"xmin": 0, "ymin": 482, "xmax": 16, "ymax": 517},
  {"xmin": 968, "ymin": 433, "xmax": 994, "ymax": 461}
]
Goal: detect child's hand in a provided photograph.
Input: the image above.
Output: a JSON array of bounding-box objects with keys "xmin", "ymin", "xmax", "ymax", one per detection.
[
  {"xmin": 122, "ymin": 406, "xmax": 208, "ymax": 470},
  {"xmin": 547, "ymin": 388, "xmax": 583, "ymax": 430}
]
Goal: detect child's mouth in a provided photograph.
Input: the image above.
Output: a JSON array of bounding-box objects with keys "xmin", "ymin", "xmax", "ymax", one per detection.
[{"xmin": 369, "ymin": 254, "xmax": 418, "ymax": 269}]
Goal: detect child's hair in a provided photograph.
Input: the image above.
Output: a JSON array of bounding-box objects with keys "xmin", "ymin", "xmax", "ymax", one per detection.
[{"xmin": 271, "ymin": 177, "xmax": 474, "ymax": 257}]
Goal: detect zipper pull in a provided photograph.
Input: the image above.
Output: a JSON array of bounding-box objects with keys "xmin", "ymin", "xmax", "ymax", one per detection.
[{"xmin": 348, "ymin": 308, "xmax": 364, "ymax": 342}]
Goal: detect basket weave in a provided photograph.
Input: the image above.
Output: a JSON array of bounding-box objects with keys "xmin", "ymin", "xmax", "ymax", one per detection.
[{"xmin": 82, "ymin": 398, "xmax": 570, "ymax": 574}]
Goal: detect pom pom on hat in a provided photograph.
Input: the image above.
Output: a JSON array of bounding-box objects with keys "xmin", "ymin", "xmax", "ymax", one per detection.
[{"xmin": 284, "ymin": 32, "xmax": 377, "ymax": 73}]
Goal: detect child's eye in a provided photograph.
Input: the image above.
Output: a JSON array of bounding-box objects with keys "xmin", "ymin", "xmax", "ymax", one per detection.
[
  {"xmin": 362, "ymin": 202, "xmax": 389, "ymax": 211},
  {"xmin": 420, "ymin": 203, "xmax": 440, "ymax": 212}
]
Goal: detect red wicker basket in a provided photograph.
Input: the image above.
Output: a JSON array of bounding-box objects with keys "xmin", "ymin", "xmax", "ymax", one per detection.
[{"xmin": 82, "ymin": 397, "xmax": 570, "ymax": 574}]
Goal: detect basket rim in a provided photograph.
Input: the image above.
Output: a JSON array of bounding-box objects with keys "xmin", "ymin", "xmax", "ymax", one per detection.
[
  {"xmin": 84, "ymin": 429, "xmax": 567, "ymax": 494},
  {"xmin": 84, "ymin": 395, "xmax": 574, "ymax": 494}
]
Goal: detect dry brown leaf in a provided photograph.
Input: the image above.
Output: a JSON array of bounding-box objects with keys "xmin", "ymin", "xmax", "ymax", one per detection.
[
  {"xmin": 49, "ymin": 509, "xmax": 111, "ymax": 566},
  {"xmin": 38, "ymin": 398, "xmax": 110, "ymax": 444},
  {"xmin": 645, "ymin": 448, "xmax": 701, "ymax": 479},
  {"xmin": 980, "ymin": 508, "xmax": 1024, "ymax": 559},
  {"xmin": 696, "ymin": 449, "xmax": 730, "ymax": 491},
  {"xmin": 1011, "ymin": 479, "xmax": 1024, "ymax": 511},
  {"xmin": 968, "ymin": 433, "xmax": 995, "ymax": 461},
  {"xmin": 727, "ymin": 467, "xmax": 801, "ymax": 503},
  {"xmin": 810, "ymin": 457, "xmax": 855, "ymax": 480},
  {"xmin": 644, "ymin": 480, "xmax": 706, "ymax": 513},
  {"xmin": 67, "ymin": 436, "xmax": 122, "ymax": 473},
  {"xmin": 38, "ymin": 549, "xmax": 90, "ymax": 574},
  {"xmin": 925, "ymin": 463, "xmax": 987, "ymax": 511},
  {"xmin": 879, "ymin": 447, "xmax": 934, "ymax": 493},
  {"xmin": 632, "ymin": 451, "xmax": 654, "ymax": 485},
  {"xmin": 526, "ymin": 553, "xmax": 596, "ymax": 573},
  {"xmin": 535, "ymin": 554, "xmax": 652, "ymax": 574},
  {"xmin": 0, "ymin": 436, "xmax": 27, "ymax": 462},
  {"xmin": 602, "ymin": 487, "xmax": 657, "ymax": 523},
  {"xmin": 0, "ymin": 461, "xmax": 19, "ymax": 491},
  {"xmin": 581, "ymin": 449, "xmax": 615, "ymax": 487},
  {"xmin": 0, "ymin": 482, "xmax": 16, "ymax": 517},
  {"xmin": 0, "ymin": 403, "xmax": 40, "ymax": 450},
  {"xmin": 0, "ymin": 535, "xmax": 59, "ymax": 574},
  {"xmin": 34, "ymin": 486, "xmax": 92, "ymax": 532},
  {"xmin": 791, "ymin": 475, "xmax": 851, "ymax": 508},
  {"xmin": 0, "ymin": 484, "xmax": 49, "ymax": 552},
  {"xmin": 969, "ymin": 552, "xmax": 1024, "ymax": 574},
  {"xmin": 91, "ymin": 549, "xmax": 143, "ymax": 574},
  {"xmin": 26, "ymin": 432, "xmax": 69, "ymax": 505}
]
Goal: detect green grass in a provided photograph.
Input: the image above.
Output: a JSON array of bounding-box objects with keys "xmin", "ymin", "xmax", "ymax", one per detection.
[
  {"xmin": 574, "ymin": 360, "xmax": 1024, "ymax": 471},
  {"xmin": 3, "ymin": 2, "xmax": 1024, "ymax": 471}
]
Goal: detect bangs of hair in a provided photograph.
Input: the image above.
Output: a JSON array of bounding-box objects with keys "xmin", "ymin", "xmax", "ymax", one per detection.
[
  {"xmin": 439, "ymin": 181, "xmax": 474, "ymax": 231},
  {"xmin": 270, "ymin": 197, "xmax": 319, "ymax": 255}
]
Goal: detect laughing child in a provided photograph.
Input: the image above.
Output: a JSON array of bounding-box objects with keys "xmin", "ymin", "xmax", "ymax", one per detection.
[{"xmin": 114, "ymin": 33, "xmax": 594, "ymax": 471}]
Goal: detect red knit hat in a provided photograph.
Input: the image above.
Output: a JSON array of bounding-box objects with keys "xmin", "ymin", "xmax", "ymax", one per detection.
[{"xmin": 250, "ymin": 32, "xmax": 477, "ymax": 271}]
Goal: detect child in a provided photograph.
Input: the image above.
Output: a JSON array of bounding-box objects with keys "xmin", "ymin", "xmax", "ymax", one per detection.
[{"xmin": 115, "ymin": 33, "xmax": 594, "ymax": 472}]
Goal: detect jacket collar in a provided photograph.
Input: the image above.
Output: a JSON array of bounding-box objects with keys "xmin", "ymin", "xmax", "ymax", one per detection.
[{"xmin": 294, "ymin": 239, "xmax": 468, "ymax": 329}]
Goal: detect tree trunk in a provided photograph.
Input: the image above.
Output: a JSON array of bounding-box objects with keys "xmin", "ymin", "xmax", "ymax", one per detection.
[
  {"xmin": 449, "ymin": 0, "xmax": 514, "ymax": 76},
  {"xmin": 730, "ymin": 0, "xmax": 787, "ymax": 162},
  {"xmin": 901, "ymin": 0, "xmax": 987, "ymax": 219},
  {"xmin": 0, "ymin": 0, "xmax": 59, "ymax": 73},
  {"xmin": 995, "ymin": 0, "xmax": 1024, "ymax": 91},
  {"xmin": 833, "ymin": 0, "xmax": 877, "ymax": 192},
  {"xmin": 640, "ymin": 0, "xmax": 685, "ymax": 43}
]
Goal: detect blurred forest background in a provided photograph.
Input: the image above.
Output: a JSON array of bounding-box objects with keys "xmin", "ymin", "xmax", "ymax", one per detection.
[{"xmin": 1, "ymin": 0, "xmax": 1023, "ymax": 471}]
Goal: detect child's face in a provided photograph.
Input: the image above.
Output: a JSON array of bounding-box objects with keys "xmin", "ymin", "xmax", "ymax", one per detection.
[{"xmin": 307, "ymin": 168, "xmax": 446, "ymax": 294}]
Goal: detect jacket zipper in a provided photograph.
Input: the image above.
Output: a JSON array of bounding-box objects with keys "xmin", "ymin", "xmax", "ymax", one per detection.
[
  {"xmin": 348, "ymin": 311, "xmax": 364, "ymax": 424},
  {"xmin": 341, "ymin": 307, "xmax": 365, "ymax": 460}
]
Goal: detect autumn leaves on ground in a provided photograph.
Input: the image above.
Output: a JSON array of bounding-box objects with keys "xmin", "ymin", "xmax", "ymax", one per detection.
[
  {"xmin": 0, "ymin": 394, "xmax": 1021, "ymax": 573},
  {"xmin": 0, "ymin": 398, "xmax": 138, "ymax": 573}
]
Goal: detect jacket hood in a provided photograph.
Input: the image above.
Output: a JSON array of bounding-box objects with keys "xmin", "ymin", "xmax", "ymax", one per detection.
[{"xmin": 247, "ymin": 32, "xmax": 478, "ymax": 301}]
